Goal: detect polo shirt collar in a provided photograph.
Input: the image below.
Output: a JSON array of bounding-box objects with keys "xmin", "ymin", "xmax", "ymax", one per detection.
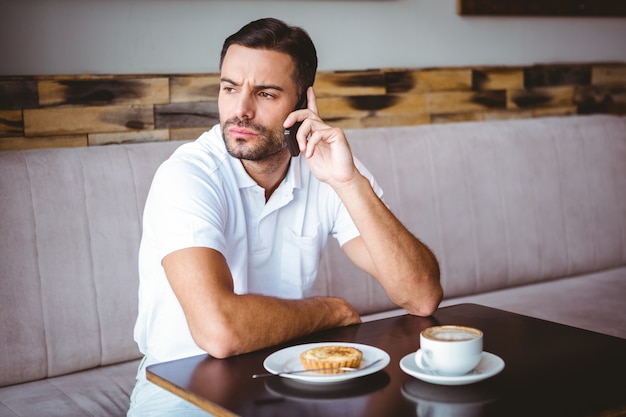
[{"xmin": 231, "ymin": 154, "xmax": 303, "ymax": 192}]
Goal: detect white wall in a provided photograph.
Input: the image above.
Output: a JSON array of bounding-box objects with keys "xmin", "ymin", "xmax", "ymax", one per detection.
[{"xmin": 1, "ymin": 0, "xmax": 625, "ymax": 76}]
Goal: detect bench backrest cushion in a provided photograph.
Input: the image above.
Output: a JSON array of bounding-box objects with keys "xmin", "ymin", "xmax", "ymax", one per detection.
[
  {"xmin": 314, "ymin": 115, "xmax": 626, "ymax": 314},
  {"xmin": 0, "ymin": 141, "xmax": 181, "ymax": 386}
]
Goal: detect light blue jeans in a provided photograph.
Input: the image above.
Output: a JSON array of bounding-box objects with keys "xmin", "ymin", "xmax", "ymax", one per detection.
[{"xmin": 127, "ymin": 357, "xmax": 212, "ymax": 417}]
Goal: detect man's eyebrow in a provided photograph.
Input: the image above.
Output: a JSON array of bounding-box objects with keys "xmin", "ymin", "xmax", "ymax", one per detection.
[
  {"xmin": 220, "ymin": 77, "xmax": 239, "ymax": 85},
  {"xmin": 220, "ymin": 77, "xmax": 284, "ymax": 92}
]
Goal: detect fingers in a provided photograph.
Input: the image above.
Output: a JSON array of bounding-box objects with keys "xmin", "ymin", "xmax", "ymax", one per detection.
[
  {"xmin": 299, "ymin": 118, "xmax": 321, "ymax": 157},
  {"xmin": 282, "ymin": 87, "xmax": 333, "ymax": 156},
  {"xmin": 306, "ymin": 86, "xmax": 318, "ymax": 115},
  {"xmin": 283, "ymin": 87, "xmax": 320, "ymax": 129},
  {"xmin": 302, "ymin": 125, "xmax": 344, "ymax": 158}
]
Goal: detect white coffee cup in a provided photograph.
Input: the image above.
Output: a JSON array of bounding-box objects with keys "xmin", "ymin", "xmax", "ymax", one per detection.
[{"xmin": 415, "ymin": 325, "xmax": 483, "ymax": 376}]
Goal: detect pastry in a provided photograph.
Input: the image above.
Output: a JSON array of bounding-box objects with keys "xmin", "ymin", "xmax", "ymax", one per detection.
[{"xmin": 299, "ymin": 345, "xmax": 363, "ymax": 374}]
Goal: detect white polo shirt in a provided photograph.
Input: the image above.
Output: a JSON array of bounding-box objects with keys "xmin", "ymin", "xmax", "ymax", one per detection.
[{"xmin": 134, "ymin": 124, "xmax": 383, "ymax": 363}]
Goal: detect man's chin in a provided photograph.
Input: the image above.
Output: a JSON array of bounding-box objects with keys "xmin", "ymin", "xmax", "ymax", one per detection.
[
  {"xmin": 222, "ymin": 130, "xmax": 288, "ymax": 161},
  {"xmin": 227, "ymin": 142, "xmax": 289, "ymax": 161},
  {"xmin": 225, "ymin": 143, "xmax": 251, "ymax": 160}
]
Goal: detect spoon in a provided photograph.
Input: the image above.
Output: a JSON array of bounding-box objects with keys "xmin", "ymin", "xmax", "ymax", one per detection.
[{"xmin": 252, "ymin": 358, "xmax": 383, "ymax": 379}]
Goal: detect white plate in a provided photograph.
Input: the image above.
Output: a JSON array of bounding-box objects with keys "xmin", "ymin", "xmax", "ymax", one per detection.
[
  {"xmin": 263, "ymin": 342, "xmax": 390, "ymax": 384},
  {"xmin": 400, "ymin": 350, "xmax": 504, "ymax": 386}
]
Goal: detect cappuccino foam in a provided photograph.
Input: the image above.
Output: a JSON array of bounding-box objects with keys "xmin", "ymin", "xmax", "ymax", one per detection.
[
  {"xmin": 432, "ymin": 330, "xmax": 475, "ymax": 341},
  {"xmin": 423, "ymin": 326, "xmax": 482, "ymax": 342}
]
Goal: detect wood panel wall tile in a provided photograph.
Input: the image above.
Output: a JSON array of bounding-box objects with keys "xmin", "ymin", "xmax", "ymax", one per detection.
[
  {"xmin": 413, "ymin": 69, "xmax": 473, "ymax": 92},
  {"xmin": 531, "ymin": 106, "xmax": 578, "ymax": 117},
  {"xmin": 383, "ymin": 71, "xmax": 414, "ymax": 94},
  {"xmin": 155, "ymin": 101, "xmax": 219, "ymax": 129},
  {"xmin": 483, "ymin": 110, "xmax": 534, "ymax": 121},
  {"xmin": 386, "ymin": 69, "xmax": 472, "ymax": 94},
  {"xmin": 318, "ymin": 97, "xmax": 383, "ymax": 119},
  {"xmin": 431, "ymin": 112, "xmax": 483, "ymax": 124},
  {"xmin": 24, "ymin": 105, "xmax": 154, "ymax": 136},
  {"xmin": 508, "ymin": 86, "xmax": 574, "ymax": 109},
  {"xmin": 333, "ymin": 114, "xmax": 430, "ymax": 130},
  {"xmin": 324, "ymin": 115, "xmax": 427, "ymax": 131},
  {"xmin": 88, "ymin": 129, "xmax": 169, "ymax": 146},
  {"xmin": 0, "ymin": 80, "xmax": 38, "ymax": 110},
  {"xmin": 575, "ymin": 85, "xmax": 626, "ymax": 114},
  {"xmin": 426, "ymin": 90, "xmax": 506, "ymax": 114},
  {"xmin": 314, "ymin": 71, "xmax": 386, "ymax": 98},
  {"xmin": 432, "ymin": 110, "xmax": 538, "ymax": 124},
  {"xmin": 360, "ymin": 114, "xmax": 430, "ymax": 128},
  {"xmin": 592, "ymin": 65, "xmax": 626, "ymax": 85},
  {"xmin": 320, "ymin": 99, "xmax": 430, "ymax": 130},
  {"xmin": 374, "ymin": 94, "xmax": 428, "ymax": 116},
  {"xmin": 170, "ymin": 127, "xmax": 210, "ymax": 141},
  {"xmin": 325, "ymin": 118, "xmax": 364, "ymax": 130},
  {"xmin": 318, "ymin": 94, "xmax": 427, "ymax": 120},
  {"xmin": 38, "ymin": 78, "xmax": 169, "ymax": 107},
  {"xmin": 0, "ymin": 134, "xmax": 87, "ymax": 151},
  {"xmin": 0, "ymin": 110, "xmax": 23, "ymax": 138},
  {"xmin": 472, "ymin": 68, "xmax": 524, "ymax": 90},
  {"xmin": 524, "ymin": 65, "xmax": 591, "ymax": 88},
  {"xmin": 170, "ymin": 76, "xmax": 220, "ymax": 103}
]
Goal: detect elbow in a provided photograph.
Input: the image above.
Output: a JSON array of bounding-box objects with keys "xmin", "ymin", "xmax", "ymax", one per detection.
[
  {"xmin": 403, "ymin": 288, "xmax": 443, "ymax": 317},
  {"xmin": 201, "ymin": 339, "xmax": 238, "ymax": 359},
  {"xmin": 419, "ymin": 255, "xmax": 443, "ymax": 316},
  {"xmin": 411, "ymin": 288, "xmax": 443, "ymax": 317},
  {"xmin": 188, "ymin": 317, "xmax": 243, "ymax": 359},
  {"xmin": 397, "ymin": 268, "xmax": 443, "ymax": 318},
  {"xmin": 386, "ymin": 236, "xmax": 442, "ymax": 316}
]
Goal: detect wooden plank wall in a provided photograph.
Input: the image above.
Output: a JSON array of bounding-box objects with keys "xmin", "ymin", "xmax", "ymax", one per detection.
[{"xmin": 1, "ymin": 63, "xmax": 625, "ymax": 151}]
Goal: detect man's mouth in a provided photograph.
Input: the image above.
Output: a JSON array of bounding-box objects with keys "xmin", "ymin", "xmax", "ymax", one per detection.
[{"xmin": 228, "ymin": 126, "xmax": 258, "ymax": 139}]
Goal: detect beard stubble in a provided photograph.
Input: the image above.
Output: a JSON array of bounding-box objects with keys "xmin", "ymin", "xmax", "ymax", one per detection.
[{"xmin": 221, "ymin": 117, "xmax": 287, "ymax": 161}]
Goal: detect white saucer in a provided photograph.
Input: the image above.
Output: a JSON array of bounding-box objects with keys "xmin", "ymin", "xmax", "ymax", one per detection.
[
  {"xmin": 263, "ymin": 342, "xmax": 390, "ymax": 384},
  {"xmin": 400, "ymin": 350, "xmax": 504, "ymax": 386}
]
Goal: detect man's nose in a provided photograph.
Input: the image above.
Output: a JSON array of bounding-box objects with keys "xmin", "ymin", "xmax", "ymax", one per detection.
[{"xmin": 235, "ymin": 94, "xmax": 255, "ymax": 120}]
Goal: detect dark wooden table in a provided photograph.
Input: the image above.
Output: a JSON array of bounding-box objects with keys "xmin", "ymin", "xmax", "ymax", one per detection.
[{"xmin": 147, "ymin": 303, "xmax": 626, "ymax": 417}]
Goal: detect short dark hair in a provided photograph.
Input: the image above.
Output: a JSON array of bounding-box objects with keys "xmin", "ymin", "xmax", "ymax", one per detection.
[{"xmin": 220, "ymin": 18, "xmax": 318, "ymax": 105}]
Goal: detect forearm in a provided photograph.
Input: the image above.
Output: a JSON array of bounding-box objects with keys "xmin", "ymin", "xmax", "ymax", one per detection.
[
  {"xmin": 190, "ymin": 293, "xmax": 360, "ymax": 359},
  {"xmin": 336, "ymin": 173, "xmax": 442, "ymax": 316},
  {"xmin": 164, "ymin": 247, "xmax": 361, "ymax": 359}
]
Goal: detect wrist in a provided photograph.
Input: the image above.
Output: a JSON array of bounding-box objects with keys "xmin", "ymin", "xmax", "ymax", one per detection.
[
  {"xmin": 330, "ymin": 171, "xmax": 369, "ymax": 199},
  {"xmin": 323, "ymin": 297, "xmax": 361, "ymax": 326}
]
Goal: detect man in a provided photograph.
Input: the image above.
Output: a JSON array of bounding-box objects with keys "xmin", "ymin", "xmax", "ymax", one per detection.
[{"xmin": 128, "ymin": 17, "xmax": 442, "ymax": 416}]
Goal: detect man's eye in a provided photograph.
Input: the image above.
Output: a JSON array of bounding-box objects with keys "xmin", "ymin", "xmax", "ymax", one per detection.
[{"xmin": 259, "ymin": 92, "xmax": 275, "ymax": 99}]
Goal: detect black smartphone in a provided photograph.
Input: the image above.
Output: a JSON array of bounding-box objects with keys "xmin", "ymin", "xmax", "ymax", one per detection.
[
  {"xmin": 284, "ymin": 121, "xmax": 302, "ymax": 157},
  {"xmin": 284, "ymin": 92, "xmax": 308, "ymax": 157}
]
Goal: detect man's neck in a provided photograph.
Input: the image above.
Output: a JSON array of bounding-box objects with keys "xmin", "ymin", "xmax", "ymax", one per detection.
[{"xmin": 240, "ymin": 149, "xmax": 292, "ymax": 202}]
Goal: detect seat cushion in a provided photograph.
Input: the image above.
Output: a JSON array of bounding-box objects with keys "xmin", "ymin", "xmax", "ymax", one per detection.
[{"xmin": 0, "ymin": 360, "xmax": 139, "ymax": 417}]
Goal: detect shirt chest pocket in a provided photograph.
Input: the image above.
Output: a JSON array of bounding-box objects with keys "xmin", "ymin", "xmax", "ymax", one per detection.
[{"xmin": 280, "ymin": 225, "xmax": 322, "ymax": 288}]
